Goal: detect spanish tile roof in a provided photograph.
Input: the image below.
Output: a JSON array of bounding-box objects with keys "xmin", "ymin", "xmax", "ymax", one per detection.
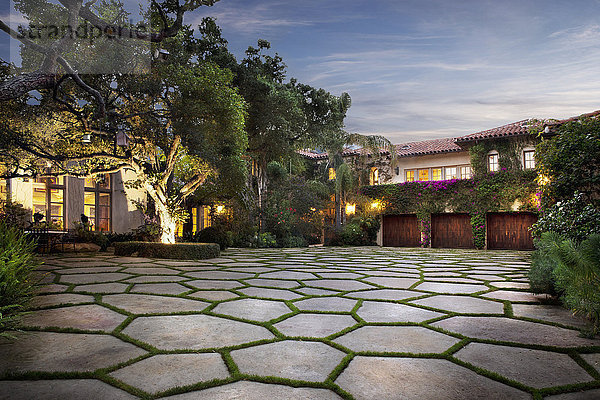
[
  {"xmin": 545, "ymin": 109, "xmax": 600, "ymax": 127},
  {"xmin": 394, "ymin": 138, "xmax": 462, "ymax": 157},
  {"xmin": 454, "ymin": 120, "xmax": 531, "ymax": 142}
]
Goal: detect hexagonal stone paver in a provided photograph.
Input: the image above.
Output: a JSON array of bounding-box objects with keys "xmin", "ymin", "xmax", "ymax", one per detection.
[
  {"xmin": 212, "ymin": 298, "xmax": 292, "ymax": 321},
  {"xmin": 482, "ymin": 290, "xmax": 542, "ymax": 302},
  {"xmin": 161, "ymin": 381, "xmax": 343, "ymax": 400},
  {"xmin": 334, "ymin": 326, "xmax": 460, "ymax": 353},
  {"xmin": 36, "ymin": 283, "xmax": 69, "ymax": 293},
  {"xmin": 433, "ymin": 317, "xmax": 600, "ymax": 347},
  {"xmin": 410, "ymin": 295, "xmax": 505, "ymax": 314},
  {"xmin": 545, "ymin": 389, "xmax": 600, "ymax": 400},
  {"xmin": 30, "ymin": 293, "xmax": 94, "ymax": 308},
  {"xmin": 131, "ymin": 282, "xmax": 190, "ymax": 295},
  {"xmin": 102, "ymin": 294, "xmax": 209, "ymax": 314},
  {"xmin": 122, "ymin": 315, "xmax": 274, "ymax": 350},
  {"xmin": 188, "ymin": 290, "xmax": 239, "ymax": 301},
  {"xmin": 414, "ymin": 282, "xmax": 488, "ymax": 294},
  {"xmin": 20, "ymin": 304, "xmax": 126, "ymax": 331},
  {"xmin": 125, "ymin": 275, "xmax": 188, "ymax": 283},
  {"xmin": 490, "ymin": 281, "xmax": 531, "ymax": 289},
  {"xmin": 109, "ymin": 354, "xmax": 229, "ymax": 394},
  {"xmin": 57, "ymin": 266, "xmax": 122, "ymax": 274},
  {"xmin": 455, "ymin": 343, "xmax": 593, "ymax": 388},
  {"xmin": 0, "ymin": 379, "xmax": 137, "ymax": 400},
  {"xmin": 231, "ymin": 340, "xmax": 345, "ymax": 381},
  {"xmin": 357, "ymin": 301, "xmax": 444, "ymax": 323},
  {"xmin": 238, "ymin": 287, "xmax": 302, "ymax": 300},
  {"xmin": 121, "ymin": 267, "xmax": 179, "ymax": 275},
  {"xmin": 345, "ymin": 289, "xmax": 422, "ymax": 301},
  {"xmin": 304, "ymin": 279, "xmax": 375, "ymax": 291},
  {"xmin": 59, "ymin": 272, "xmax": 130, "ymax": 284},
  {"xmin": 296, "ymin": 287, "xmax": 340, "ymax": 296},
  {"xmin": 294, "ymin": 297, "xmax": 357, "ymax": 312},
  {"xmin": 581, "ymin": 353, "xmax": 600, "ymax": 372},
  {"xmin": 73, "ymin": 282, "xmax": 129, "ymax": 293},
  {"xmin": 244, "ymin": 278, "xmax": 300, "ymax": 288},
  {"xmin": 186, "ymin": 280, "xmax": 244, "ymax": 290},
  {"xmin": 363, "ymin": 276, "xmax": 420, "ymax": 289},
  {"xmin": 335, "ymin": 356, "xmax": 529, "ymax": 400},
  {"xmin": 0, "ymin": 332, "xmax": 146, "ymax": 374},
  {"xmin": 512, "ymin": 304, "xmax": 589, "ymax": 328},
  {"xmin": 260, "ymin": 271, "xmax": 317, "ymax": 280},
  {"xmin": 274, "ymin": 313, "xmax": 356, "ymax": 337},
  {"xmin": 185, "ymin": 271, "xmax": 254, "ymax": 280}
]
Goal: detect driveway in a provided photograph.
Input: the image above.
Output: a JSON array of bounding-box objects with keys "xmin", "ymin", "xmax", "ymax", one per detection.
[{"xmin": 1, "ymin": 247, "xmax": 599, "ymax": 399}]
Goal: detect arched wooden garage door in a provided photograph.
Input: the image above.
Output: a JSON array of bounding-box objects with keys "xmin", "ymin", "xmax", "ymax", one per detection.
[
  {"xmin": 431, "ymin": 213, "xmax": 474, "ymax": 249},
  {"xmin": 487, "ymin": 212, "xmax": 537, "ymax": 250},
  {"xmin": 383, "ymin": 215, "xmax": 420, "ymax": 247}
]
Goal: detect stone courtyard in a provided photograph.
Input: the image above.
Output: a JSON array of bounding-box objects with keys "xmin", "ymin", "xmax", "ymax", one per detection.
[{"xmin": 1, "ymin": 246, "xmax": 600, "ymax": 399}]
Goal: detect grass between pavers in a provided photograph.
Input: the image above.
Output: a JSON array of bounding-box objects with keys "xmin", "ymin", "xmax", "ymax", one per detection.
[{"xmin": 6, "ymin": 248, "xmax": 598, "ymax": 399}]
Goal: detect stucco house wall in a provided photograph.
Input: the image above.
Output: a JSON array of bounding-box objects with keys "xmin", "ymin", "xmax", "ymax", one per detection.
[{"xmin": 389, "ymin": 151, "xmax": 471, "ymax": 184}]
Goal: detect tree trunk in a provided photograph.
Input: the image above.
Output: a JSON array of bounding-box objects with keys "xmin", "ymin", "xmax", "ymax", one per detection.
[
  {"xmin": 157, "ymin": 206, "xmax": 177, "ymax": 244},
  {"xmin": 335, "ymin": 192, "xmax": 342, "ymax": 230},
  {"xmin": 144, "ymin": 182, "xmax": 176, "ymax": 244},
  {"xmin": 257, "ymin": 159, "xmax": 268, "ymax": 232}
]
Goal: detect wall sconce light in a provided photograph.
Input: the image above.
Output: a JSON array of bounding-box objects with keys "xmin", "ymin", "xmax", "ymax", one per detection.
[
  {"xmin": 215, "ymin": 205, "xmax": 225, "ymax": 214},
  {"xmin": 371, "ymin": 201, "xmax": 381, "ymax": 210},
  {"xmin": 82, "ymin": 133, "xmax": 91, "ymax": 143},
  {"xmin": 116, "ymin": 128, "xmax": 129, "ymax": 147},
  {"xmin": 345, "ymin": 203, "xmax": 356, "ymax": 215}
]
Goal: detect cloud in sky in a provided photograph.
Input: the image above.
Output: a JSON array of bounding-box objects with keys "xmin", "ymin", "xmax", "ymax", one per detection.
[{"xmin": 1, "ymin": 0, "xmax": 598, "ymax": 144}]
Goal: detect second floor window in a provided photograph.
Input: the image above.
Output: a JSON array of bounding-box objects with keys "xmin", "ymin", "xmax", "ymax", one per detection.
[
  {"xmin": 460, "ymin": 166, "xmax": 472, "ymax": 179},
  {"xmin": 418, "ymin": 169, "xmax": 429, "ymax": 181},
  {"xmin": 370, "ymin": 167, "xmax": 379, "ymax": 185},
  {"xmin": 488, "ymin": 154, "xmax": 499, "ymax": 172},
  {"xmin": 406, "ymin": 170, "xmax": 415, "ymax": 182},
  {"xmin": 523, "ymin": 150, "xmax": 535, "ymax": 169},
  {"xmin": 432, "ymin": 168, "xmax": 442, "ymax": 181},
  {"xmin": 445, "ymin": 167, "xmax": 457, "ymax": 180}
]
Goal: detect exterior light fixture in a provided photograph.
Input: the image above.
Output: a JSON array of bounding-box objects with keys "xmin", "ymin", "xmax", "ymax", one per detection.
[
  {"xmin": 345, "ymin": 203, "xmax": 356, "ymax": 215},
  {"xmin": 310, "ymin": 207, "xmax": 316, "ymax": 212},
  {"xmin": 82, "ymin": 133, "xmax": 91, "ymax": 143},
  {"xmin": 371, "ymin": 201, "xmax": 381, "ymax": 210},
  {"xmin": 116, "ymin": 128, "xmax": 129, "ymax": 147},
  {"xmin": 215, "ymin": 205, "xmax": 225, "ymax": 214}
]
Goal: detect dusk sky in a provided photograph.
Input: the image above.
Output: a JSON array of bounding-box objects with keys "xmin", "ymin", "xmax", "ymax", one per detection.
[{"xmin": 3, "ymin": 0, "xmax": 600, "ymax": 143}]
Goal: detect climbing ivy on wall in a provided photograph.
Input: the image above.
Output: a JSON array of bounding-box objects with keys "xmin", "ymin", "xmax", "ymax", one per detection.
[{"xmin": 361, "ymin": 169, "xmax": 538, "ymax": 248}]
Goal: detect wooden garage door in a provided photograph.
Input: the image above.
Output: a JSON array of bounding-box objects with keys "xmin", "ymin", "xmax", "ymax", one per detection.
[
  {"xmin": 383, "ymin": 215, "xmax": 420, "ymax": 247},
  {"xmin": 487, "ymin": 212, "xmax": 537, "ymax": 250},
  {"xmin": 431, "ymin": 213, "xmax": 474, "ymax": 249}
]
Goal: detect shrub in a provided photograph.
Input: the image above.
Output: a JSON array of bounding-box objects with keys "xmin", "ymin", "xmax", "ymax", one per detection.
[
  {"xmin": 257, "ymin": 232, "xmax": 278, "ymax": 248},
  {"xmin": 0, "ymin": 221, "xmax": 40, "ymax": 336},
  {"xmin": 185, "ymin": 226, "xmax": 231, "ymax": 250},
  {"xmin": 532, "ymin": 192, "xmax": 600, "ymax": 243},
  {"xmin": 338, "ymin": 216, "xmax": 380, "ymax": 246},
  {"xmin": 133, "ymin": 222, "xmax": 162, "ymax": 242},
  {"xmin": 0, "ymin": 200, "xmax": 30, "ymax": 229},
  {"xmin": 529, "ymin": 232, "xmax": 562, "ymax": 296},
  {"xmin": 551, "ymin": 234, "xmax": 600, "ymax": 333},
  {"xmin": 114, "ymin": 242, "xmax": 220, "ymax": 259},
  {"xmin": 280, "ymin": 235, "xmax": 307, "ymax": 248}
]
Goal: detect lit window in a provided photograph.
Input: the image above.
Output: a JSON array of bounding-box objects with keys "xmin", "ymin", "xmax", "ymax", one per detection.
[
  {"xmin": 202, "ymin": 206, "xmax": 212, "ymax": 229},
  {"xmin": 370, "ymin": 167, "xmax": 379, "ymax": 185},
  {"xmin": 328, "ymin": 168, "xmax": 336, "ymax": 180},
  {"xmin": 0, "ymin": 179, "xmax": 7, "ymax": 202},
  {"xmin": 460, "ymin": 166, "xmax": 472, "ymax": 179},
  {"xmin": 405, "ymin": 170, "xmax": 415, "ymax": 182},
  {"xmin": 432, "ymin": 168, "xmax": 442, "ymax": 181},
  {"xmin": 176, "ymin": 223, "xmax": 183, "ymax": 237},
  {"xmin": 445, "ymin": 167, "xmax": 457, "ymax": 180},
  {"xmin": 523, "ymin": 150, "xmax": 535, "ymax": 170},
  {"xmin": 251, "ymin": 160, "xmax": 259, "ymax": 177},
  {"xmin": 418, "ymin": 169, "xmax": 429, "ymax": 181},
  {"xmin": 488, "ymin": 154, "xmax": 499, "ymax": 172},
  {"xmin": 33, "ymin": 177, "xmax": 65, "ymax": 229},
  {"xmin": 192, "ymin": 207, "xmax": 198, "ymax": 233},
  {"xmin": 84, "ymin": 174, "xmax": 111, "ymax": 231}
]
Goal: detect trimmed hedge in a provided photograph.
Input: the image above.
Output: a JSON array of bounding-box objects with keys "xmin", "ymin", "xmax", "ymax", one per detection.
[{"xmin": 114, "ymin": 241, "xmax": 220, "ymax": 260}]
